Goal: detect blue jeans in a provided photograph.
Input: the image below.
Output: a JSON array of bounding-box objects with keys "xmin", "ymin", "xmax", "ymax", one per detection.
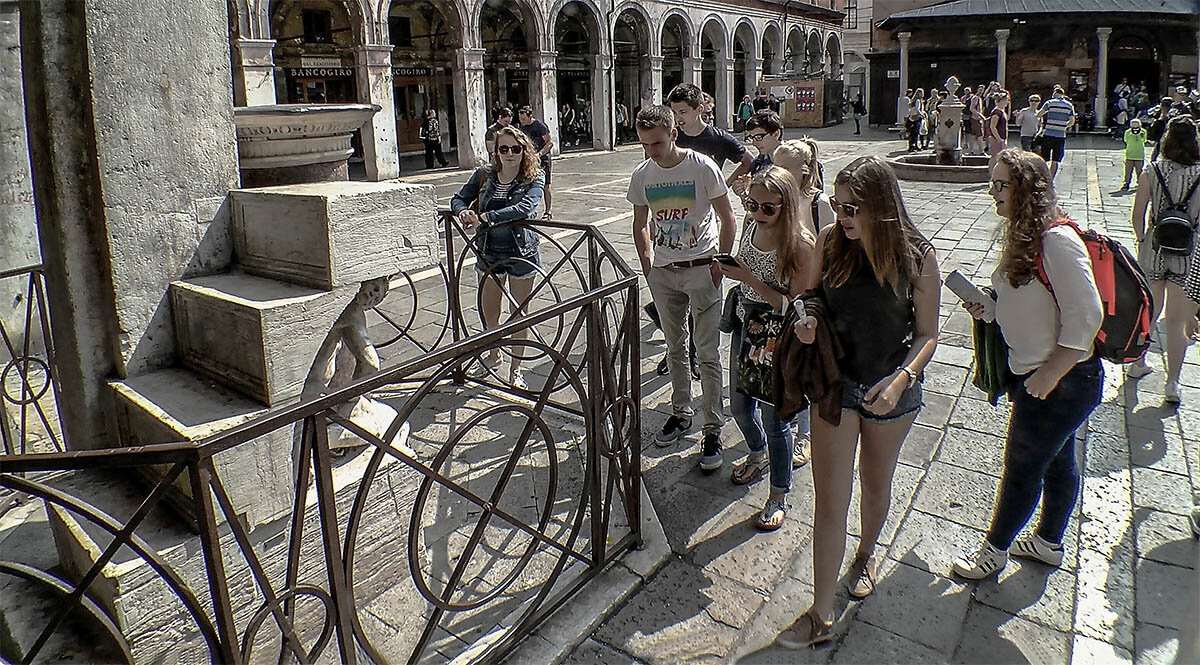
[
  {"xmin": 987, "ymin": 358, "xmax": 1104, "ymax": 549},
  {"xmin": 729, "ymin": 317, "xmax": 794, "ymax": 494}
]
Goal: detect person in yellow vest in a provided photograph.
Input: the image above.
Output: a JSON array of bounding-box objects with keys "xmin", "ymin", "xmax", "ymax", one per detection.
[{"xmin": 1120, "ymin": 118, "xmax": 1148, "ymax": 191}]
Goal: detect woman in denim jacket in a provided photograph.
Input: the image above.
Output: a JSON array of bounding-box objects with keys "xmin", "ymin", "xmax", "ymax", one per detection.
[{"xmin": 450, "ymin": 126, "xmax": 545, "ymax": 389}]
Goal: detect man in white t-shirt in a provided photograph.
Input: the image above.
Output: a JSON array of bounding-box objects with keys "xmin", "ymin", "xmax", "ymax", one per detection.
[{"xmin": 628, "ymin": 105, "xmax": 737, "ymax": 471}]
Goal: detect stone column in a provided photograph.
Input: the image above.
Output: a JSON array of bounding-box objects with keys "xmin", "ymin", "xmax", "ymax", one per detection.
[
  {"xmin": 994, "ymin": 29, "xmax": 1010, "ymax": 89},
  {"xmin": 1096, "ymin": 27, "xmax": 1111, "ymax": 129},
  {"xmin": 682, "ymin": 56, "xmax": 700, "ymax": 87},
  {"xmin": 590, "ymin": 53, "xmax": 614, "ymax": 150},
  {"xmin": 453, "ymin": 47, "xmax": 488, "ymax": 167},
  {"xmin": 648, "ymin": 55, "xmax": 664, "ymax": 106},
  {"xmin": 232, "ymin": 38, "xmax": 277, "ymax": 106},
  {"xmin": 715, "ymin": 56, "xmax": 733, "ymax": 130},
  {"xmin": 745, "ymin": 58, "xmax": 761, "ymax": 106},
  {"xmin": 353, "ymin": 45, "xmax": 399, "ymax": 180},
  {"xmin": 1, "ymin": 0, "xmax": 42, "ymax": 354},
  {"xmin": 897, "ymin": 31, "xmax": 912, "ymax": 126},
  {"xmin": 529, "ymin": 50, "xmax": 560, "ymax": 156},
  {"xmin": 496, "ymin": 66, "xmax": 507, "ymax": 108}
]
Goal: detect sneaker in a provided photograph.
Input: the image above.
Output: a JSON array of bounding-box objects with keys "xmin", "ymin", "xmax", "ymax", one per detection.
[
  {"xmin": 689, "ymin": 354, "xmax": 700, "ymax": 380},
  {"xmin": 655, "ymin": 355, "xmax": 669, "ymax": 376},
  {"xmin": 792, "ymin": 436, "xmax": 811, "ymax": 468},
  {"xmin": 699, "ymin": 431, "xmax": 723, "ymax": 472},
  {"xmin": 509, "ymin": 368, "xmax": 528, "ymax": 391},
  {"xmin": 655, "ymin": 415, "xmax": 692, "ymax": 446},
  {"xmin": 776, "ymin": 609, "xmax": 834, "ymax": 649},
  {"xmin": 952, "ymin": 542, "xmax": 1007, "ymax": 580},
  {"xmin": 1127, "ymin": 361, "xmax": 1152, "ymax": 379},
  {"xmin": 1011, "ymin": 533, "xmax": 1064, "ymax": 567},
  {"xmin": 1190, "ymin": 505, "xmax": 1200, "ymax": 539},
  {"xmin": 1165, "ymin": 380, "xmax": 1181, "ymax": 404}
]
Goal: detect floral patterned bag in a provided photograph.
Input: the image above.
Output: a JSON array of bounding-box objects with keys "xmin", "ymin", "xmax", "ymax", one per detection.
[{"xmin": 736, "ymin": 302, "xmax": 785, "ymax": 405}]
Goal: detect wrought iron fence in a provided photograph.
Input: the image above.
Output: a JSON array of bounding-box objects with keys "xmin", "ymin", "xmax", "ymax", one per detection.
[
  {"xmin": 0, "ymin": 213, "xmax": 642, "ymax": 664},
  {"xmin": 0, "ymin": 264, "xmax": 63, "ymax": 458}
]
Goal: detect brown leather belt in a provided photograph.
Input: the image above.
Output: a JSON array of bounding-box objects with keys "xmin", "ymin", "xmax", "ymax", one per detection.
[{"xmin": 666, "ymin": 257, "xmax": 713, "ymax": 269}]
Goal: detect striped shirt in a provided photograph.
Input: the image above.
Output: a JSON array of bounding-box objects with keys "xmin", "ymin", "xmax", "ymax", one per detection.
[{"xmin": 1038, "ymin": 97, "xmax": 1076, "ymax": 139}]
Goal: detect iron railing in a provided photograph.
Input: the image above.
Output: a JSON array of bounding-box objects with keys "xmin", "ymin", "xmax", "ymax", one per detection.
[
  {"xmin": 0, "ymin": 212, "xmax": 642, "ymax": 664},
  {"xmin": 0, "ymin": 264, "xmax": 63, "ymax": 458}
]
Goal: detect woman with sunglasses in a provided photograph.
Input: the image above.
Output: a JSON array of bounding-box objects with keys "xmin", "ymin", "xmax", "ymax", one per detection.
[
  {"xmin": 952, "ymin": 148, "xmax": 1104, "ymax": 580},
  {"xmin": 777, "ymin": 156, "xmax": 940, "ymax": 648},
  {"xmin": 719, "ymin": 166, "xmax": 818, "ymax": 530},
  {"xmin": 450, "ymin": 126, "xmax": 545, "ymax": 389}
]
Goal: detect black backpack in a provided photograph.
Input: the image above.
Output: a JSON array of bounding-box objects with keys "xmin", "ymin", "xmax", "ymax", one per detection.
[{"xmin": 1151, "ymin": 164, "xmax": 1200, "ymax": 256}]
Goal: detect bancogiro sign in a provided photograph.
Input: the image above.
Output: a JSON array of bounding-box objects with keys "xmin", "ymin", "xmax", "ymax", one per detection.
[{"xmin": 289, "ymin": 67, "xmax": 354, "ymax": 78}]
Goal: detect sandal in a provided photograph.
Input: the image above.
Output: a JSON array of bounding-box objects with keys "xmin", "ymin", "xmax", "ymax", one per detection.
[
  {"xmin": 755, "ymin": 496, "xmax": 787, "ymax": 532},
  {"xmin": 791, "ymin": 436, "xmax": 811, "ymax": 468},
  {"xmin": 849, "ymin": 552, "xmax": 880, "ymax": 599},
  {"xmin": 731, "ymin": 453, "xmax": 768, "ymax": 485},
  {"xmin": 776, "ymin": 608, "xmax": 834, "ymax": 649},
  {"xmin": 541, "ymin": 210, "xmax": 553, "ymax": 220}
]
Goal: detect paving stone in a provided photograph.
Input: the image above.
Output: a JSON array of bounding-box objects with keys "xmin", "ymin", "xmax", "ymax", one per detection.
[
  {"xmin": 898, "ymin": 423, "xmax": 943, "ymax": 467},
  {"xmin": 973, "ymin": 562, "xmax": 1077, "ymax": 632},
  {"xmin": 594, "ymin": 559, "xmax": 765, "ymax": 665},
  {"xmin": 947, "ymin": 396, "xmax": 1011, "ymax": 438},
  {"xmin": 931, "ymin": 343, "xmax": 975, "ymax": 369},
  {"xmin": 1073, "ymin": 634, "xmax": 1134, "ymax": 664},
  {"xmin": 887, "ymin": 508, "xmax": 986, "ymax": 575},
  {"xmin": 911, "ymin": 462, "xmax": 999, "ymax": 532},
  {"xmin": 936, "ymin": 425, "xmax": 1005, "ymax": 477},
  {"xmin": 653, "ymin": 481, "xmax": 748, "ymax": 554},
  {"xmin": 915, "ymin": 391, "xmax": 955, "ymax": 430},
  {"xmin": 1132, "ymin": 508, "xmax": 1194, "ymax": 568},
  {"xmin": 561, "ymin": 638, "xmax": 647, "ymax": 665},
  {"xmin": 722, "ymin": 576, "xmax": 834, "ymax": 665},
  {"xmin": 687, "ymin": 500, "xmax": 809, "ymax": 595},
  {"xmin": 951, "ymin": 601, "xmax": 1073, "ymax": 664},
  {"xmin": 1134, "ymin": 558, "xmax": 1190, "ymax": 631},
  {"xmin": 831, "ymin": 619, "xmax": 948, "ymax": 664},
  {"xmin": 1125, "ymin": 425, "xmax": 1192, "ymax": 478},
  {"xmin": 855, "ymin": 560, "xmax": 972, "ymax": 655},
  {"xmin": 1075, "ymin": 544, "xmax": 1136, "ymax": 650},
  {"xmin": 921, "ymin": 360, "xmax": 969, "ymax": 397},
  {"xmin": 1134, "ymin": 621, "xmax": 1180, "ymax": 665},
  {"xmin": 1132, "ymin": 467, "xmax": 1193, "ymax": 516}
]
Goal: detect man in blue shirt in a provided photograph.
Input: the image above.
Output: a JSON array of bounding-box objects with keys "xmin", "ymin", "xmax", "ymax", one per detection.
[{"xmin": 1036, "ymin": 86, "xmax": 1076, "ymax": 180}]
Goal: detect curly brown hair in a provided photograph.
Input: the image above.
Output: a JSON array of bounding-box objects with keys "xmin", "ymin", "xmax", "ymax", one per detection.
[
  {"xmin": 489, "ymin": 126, "xmax": 543, "ymax": 183},
  {"xmin": 995, "ymin": 148, "xmax": 1065, "ymax": 287},
  {"xmin": 825, "ymin": 156, "xmax": 925, "ymax": 295}
]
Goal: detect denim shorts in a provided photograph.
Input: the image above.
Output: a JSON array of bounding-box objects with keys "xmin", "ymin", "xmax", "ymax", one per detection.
[
  {"xmin": 840, "ymin": 377, "xmax": 923, "ymax": 424},
  {"xmin": 474, "ymin": 229, "xmax": 541, "ymax": 279}
]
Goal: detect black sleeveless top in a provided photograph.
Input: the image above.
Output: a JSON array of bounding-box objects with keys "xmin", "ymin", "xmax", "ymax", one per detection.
[{"xmin": 821, "ymin": 235, "xmax": 932, "ymax": 386}]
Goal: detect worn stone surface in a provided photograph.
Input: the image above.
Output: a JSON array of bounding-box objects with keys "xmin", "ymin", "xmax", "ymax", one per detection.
[
  {"xmin": 230, "ymin": 181, "xmax": 439, "ymax": 290},
  {"xmin": 855, "ymin": 560, "xmax": 973, "ymax": 655},
  {"xmin": 952, "ymin": 602, "xmax": 1074, "ymax": 664}
]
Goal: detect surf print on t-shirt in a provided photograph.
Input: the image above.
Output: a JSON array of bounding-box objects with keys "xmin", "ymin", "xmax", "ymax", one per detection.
[{"xmin": 626, "ymin": 149, "xmax": 729, "ymax": 267}]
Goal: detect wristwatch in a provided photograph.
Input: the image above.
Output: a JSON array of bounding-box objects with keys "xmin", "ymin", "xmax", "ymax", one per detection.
[{"xmin": 899, "ymin": 366, "xmax": 918, "ymax": 388}]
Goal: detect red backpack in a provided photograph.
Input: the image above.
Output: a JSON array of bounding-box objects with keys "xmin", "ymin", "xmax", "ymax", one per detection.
[{"xmin": 1034, "ymin": 219, "xmax": 1154, "ymax": 364}]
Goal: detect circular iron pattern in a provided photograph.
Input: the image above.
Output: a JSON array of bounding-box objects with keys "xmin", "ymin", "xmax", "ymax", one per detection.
[{"xmin": 1, "ymin": 355, "xmax": 51, "ymax": 405}]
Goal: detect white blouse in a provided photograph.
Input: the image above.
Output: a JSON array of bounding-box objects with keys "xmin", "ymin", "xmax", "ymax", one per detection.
[{"xmin": 991, "ymin": 225, "xmax": 1104, "ymax": 375}]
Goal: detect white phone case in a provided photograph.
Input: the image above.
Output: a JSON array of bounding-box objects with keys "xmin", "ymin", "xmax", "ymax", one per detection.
[{"xmin": 944, "ymin": 270, "xmax": 995, "ymax": 322}]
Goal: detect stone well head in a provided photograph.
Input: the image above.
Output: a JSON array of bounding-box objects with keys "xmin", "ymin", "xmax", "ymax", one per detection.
[{"xmin": 233, "ymin": 103, "xmax": 381, "ymax": 188}]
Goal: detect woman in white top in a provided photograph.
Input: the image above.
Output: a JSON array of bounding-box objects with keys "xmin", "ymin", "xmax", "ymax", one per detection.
[
  {"xmin": 768, "ymin": 138, "xmax": 836, "ymax": 467},
  {"xmin": 953, "ymin": 148, "xmax": 1104, "ymax": 580},
  {"xmin": 718, "ymin": 167, "xmax": 818, "ymax": 530},
  {"xmin": 1128, "ymin": 116, "xmax": 1200, "ymax": 403}
]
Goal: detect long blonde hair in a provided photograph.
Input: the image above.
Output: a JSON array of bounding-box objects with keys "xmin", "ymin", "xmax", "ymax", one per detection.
[
  {"xmin": 825, "ymin": 156, "xmax": 925, "ymax": 294},
  {"xmin": 750, "ymin": 166, "xmax": 815, "ymax": 285},
  {"xmin": 773, "ymin": 138, "xmax": 823, "ymax": 196},
  {"xmin": 489, "ymin": 126, "xmax": 542, "ymax": 183}
]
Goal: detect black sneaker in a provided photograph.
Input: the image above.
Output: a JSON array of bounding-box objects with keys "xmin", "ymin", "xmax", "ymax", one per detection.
[
  {"xmin": 655, "ymin": 415, "xmax": 692, "ymax": 446},
  {"xmin": 699, "ymin": 431, "xmax": 723, "ymax": 472},
  {"xmin": 656, "ymin": 355, "xmax": 669, "ymax": 376},
  {"xmin": 689, "ymin": 354, "xmax": 700, "ymax": 380}
]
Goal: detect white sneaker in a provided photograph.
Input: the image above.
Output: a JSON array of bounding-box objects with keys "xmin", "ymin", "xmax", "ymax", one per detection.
[
  {"xmin": 952, "ymin": 542, "xmax": 1007, "ymax": 580},
  {"xmin": 1126, "ymin": 361, "xmax": 1152, "ymax": 379},
  {"xmin": 1010, "ymin": 533, "xmax": 1064, "ymax": 567},
  {"xmin": 1165, "ymin": 380, "xmax": 1181, "ymax": 404},
  {"xmin": 509, "ymin": 368, "xmax": 528, "ymax": 391}
]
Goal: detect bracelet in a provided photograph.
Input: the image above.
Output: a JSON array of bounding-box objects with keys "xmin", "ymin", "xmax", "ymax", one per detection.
[{"xmin": 899, "ymin": 366, "xmax": 918, "ymax": 388}]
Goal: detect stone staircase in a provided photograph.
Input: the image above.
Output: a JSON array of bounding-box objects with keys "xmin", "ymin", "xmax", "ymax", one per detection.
[{"xmin": 13, "ymin": 180, "xmax": 440, "ymax": 662}]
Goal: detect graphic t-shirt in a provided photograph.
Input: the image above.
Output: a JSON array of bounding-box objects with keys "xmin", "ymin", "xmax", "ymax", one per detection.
[
  {"xmin": 675, "ymin": 125, "xmax": 746, "ymax": 169},
  {"xmin": 520, "ymin": 120, "xmax": 551, "ymax": 153},
  {"xmin": 627, "ymin": 149, "xmax": 728, "ymax": 266}
]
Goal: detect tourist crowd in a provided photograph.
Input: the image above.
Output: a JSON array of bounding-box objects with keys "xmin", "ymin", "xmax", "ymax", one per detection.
[{"xmin": 452, "ymin": 79, "xmax": 1200, "ymax": 649}]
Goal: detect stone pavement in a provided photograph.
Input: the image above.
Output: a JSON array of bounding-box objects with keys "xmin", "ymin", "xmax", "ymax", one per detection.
[{"xmin": 405, "ymin": 123, "xmax": 1200, "ymax": 664}]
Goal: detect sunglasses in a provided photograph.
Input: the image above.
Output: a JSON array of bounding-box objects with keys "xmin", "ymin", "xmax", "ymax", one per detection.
[
  {"xmin": 496, "ymin": 144, "xmax": 522, "ymax": 155},
  {"xmin": 745, "ymin": 132, "xmax": 768, "ymax": 142},
  {"xmin": 829, "ymin": 198, "xmax": 861, "ymax": 218},
  {"xmin": 743, "ymin": 198, "xmax": 781, "ymax": 216},
  {"xmin": 990, "ymin": 179, "xmax": 1011, "ymax": 192}
]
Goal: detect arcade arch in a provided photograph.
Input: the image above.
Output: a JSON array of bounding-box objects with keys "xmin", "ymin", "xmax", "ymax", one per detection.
[
  {"xmin": 553, "ymin": 1, "xmax": 604, "ymax": 149},
  {"xmin": 732, "ymin": 20, "xmax": 757, "ymax": 110},
  {"xmin": 786, "ymin": 26, "xmax": 804, "ymax": 74},
  {"xmin": 613, "ymin": 6, "xmax": 652, "ymax": 139},
  {"xmin": 762, "ymin": 22, "xmax": 783, "ymax": 76},
  {"xmin": 661, "ymin": 11, "xmax": 692, "ymax": 97},
  {"xmin": 699, "ymin": 15, "xmax": 730, "ymax": 128},
  {"xmin": 385, "ymin": 0, "xmax": 464, "ymax": 155}
]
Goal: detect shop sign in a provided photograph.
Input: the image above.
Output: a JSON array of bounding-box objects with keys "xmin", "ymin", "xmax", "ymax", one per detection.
[
  {"xmin": 558, "ymin": 69, "xmax": 590, "ymax": 81},
  {"xmin": 887, "ymin": 69, "xmax": 899, "ymax": 79},
  {"xmin": 289, "ymin": 67, "xmax": 353, "ymax": 78},
  {"xmin": 301, "ymin": 56, "xmax": 343, "ymax": 68},
  {"xmin": 509, "ymin": 69, "xmax": 530, "ymax": 81},
  {"xmin": 393, "ymin": 66, "xmax": 434, "ymax": 78}
]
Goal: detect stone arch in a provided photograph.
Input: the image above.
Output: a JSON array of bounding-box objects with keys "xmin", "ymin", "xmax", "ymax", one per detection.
[
  {"xmin": 612, "ymin": 0, "xmax": 656, "ymax": 56},
  {"xmin": 268, "ymin": 0, "xmax": 369, "ymax": 45},
  {"xmin": 659, "ymin": 9, "xmax": 693, "ymax": 96},
  {"xmin": 786, "ymin": 24, "xmax": 804, "ymax": 74},
  {"xmin": 731, "ymin": 18, "xmax": 758, "ymax": 106},
  {"xmin": 477, "ymin": 0, "xmax": 544, "ymax": 51},
  {"xmin": 761, "ymin": 20, "xmax": 783, "ymax": 75},
  {"xmin": 613, "ymin": 3, "xmax": 654, "ymax": 113},
  {"xmin": 550, "ymin": 0, "xmax": 605, "ymax": 53},
  {"xmin": 376, "ymin": 0, "xmax": 471, "ymax": 46},
  {"xmin": 698, "ymin": 13, "xmax": 729, "ymax": 57},
  {"xmin": 231, "ymin": 0, "xmax": 253, "ymax": 39},
  {"xmin": 659, "ymin": 8, "xmax": 694, "ymax": 59},
  {"xmin": 825, "ymin": 32, "xmax": 841, "ymax": 78},
  {"xmin": 805, "ymin": 29, "xmax": 823, "ymax": 74}
]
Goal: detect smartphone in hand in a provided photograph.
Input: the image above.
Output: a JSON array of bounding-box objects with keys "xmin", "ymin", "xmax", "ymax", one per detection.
[
  {"xmin": 713, "ymin": 253, "xmax": 739, "ymax": 267},
  {"xmin": 944, "ymin": 270, "xmax": 996, "ymax": 322}
]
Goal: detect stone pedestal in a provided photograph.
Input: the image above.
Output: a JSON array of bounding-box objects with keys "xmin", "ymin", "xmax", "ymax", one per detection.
[
  {"xmin": 231, "ymin": 38, "xmax": 277, "ymax": 107},
  {"xmin": 897, "ymin": 32, "xmax": 912, "ymax": 127},
  {"xmin": 936, "ymin": 77, "xmax": 965, "ymax": 165}
]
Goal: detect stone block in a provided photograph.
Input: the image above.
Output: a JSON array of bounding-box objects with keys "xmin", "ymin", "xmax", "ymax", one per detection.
[
  {"xmin": 108, "ymin": 368, "xmax": 292, "ymax": 528},
  {"xmin": 170, "ymin": 273, "xmax": 358, "ymax": 405},
  {"xmin": 230, "ymin": 181, "xmax": 439, "ymax": 290}
]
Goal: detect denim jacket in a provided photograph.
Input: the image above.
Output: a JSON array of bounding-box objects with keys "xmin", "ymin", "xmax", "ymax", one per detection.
[{"xmin": 450, "ymin": 167, "xmax": 545, "ymax": 256}]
